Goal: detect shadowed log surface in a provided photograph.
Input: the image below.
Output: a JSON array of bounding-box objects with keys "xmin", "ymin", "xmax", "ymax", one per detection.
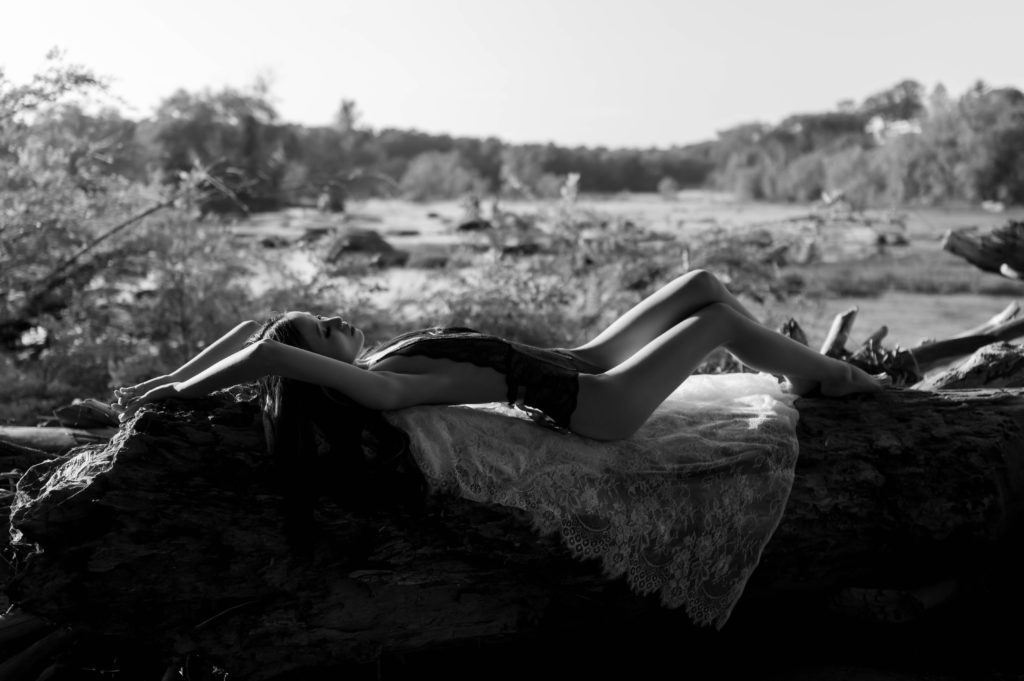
[
  {"xmin": 3, "ymin": 386, "xmax": 1024, "ymax": 679},
  {"xmin": 754, "ymin": 387, "xmax": 1024, "ymax": 593},
  {"xmin": 942, "ymin": 220, "xmax": 1024, "ymax": 278}
]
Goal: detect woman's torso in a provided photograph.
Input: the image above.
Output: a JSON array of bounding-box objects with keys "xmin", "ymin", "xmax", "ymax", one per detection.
[
  {"xmin": 363, "ymin": 328, "xmax": 604, "ymax": 424},
  {"xmin": 365, "ymin": 327, "xmax": 599, "ymax": 373},
  {"xmin": 368, "ymin": 341, "xmax": 510, "ymax": 405}
]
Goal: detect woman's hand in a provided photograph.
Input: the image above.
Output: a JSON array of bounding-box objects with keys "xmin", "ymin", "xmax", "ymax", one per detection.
[
  {"xmin": 116, "ymin": 382, "xmax": 181, "ymax": 422},
  {"xmin": 114, "ymin": 374, "xmax": 176, "ymax": 409}
]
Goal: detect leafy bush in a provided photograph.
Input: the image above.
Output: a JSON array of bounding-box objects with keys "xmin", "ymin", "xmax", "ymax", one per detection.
[
  {"xmin": 776, "ymin": 153, "xmax": 826, "ymax": 203},
  {"xmin": 657, "ymin": 176, "xmax": 680, "ymax": 199},
  {"xmin": 399, "ymin": 150, "xmax": 487, "ymax": 201},
  {"xmin": 710, "ymin": 80, "xmax": 1024, "ymax": 207},
  {"xmin": 0, "ymin": 60, "xmax": 338, "ymax": 422}
]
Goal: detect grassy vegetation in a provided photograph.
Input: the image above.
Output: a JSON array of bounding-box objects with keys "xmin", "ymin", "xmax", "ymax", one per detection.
[{"xmin": 792, "ymin": 248, "xmax": 1024, "ymax": 298}]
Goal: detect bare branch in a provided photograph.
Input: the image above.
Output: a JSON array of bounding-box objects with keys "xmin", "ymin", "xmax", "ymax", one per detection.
[{"xmin": 819, "ymin": 307, "xmax": 858, "ymax": 357}]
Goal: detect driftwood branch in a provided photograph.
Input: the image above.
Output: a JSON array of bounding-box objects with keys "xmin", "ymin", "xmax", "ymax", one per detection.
[
  {"xmin": 849, "ymin": 325, "xmax": 888, "ymax": 362},
  {"xmin": 778, "ymin": 318, "xmax": 808, "ymax": 346},
  {"xmin": 942, "ymin": 220, "xmax": 1024, "ymax": 279},
  {"xmin": 952, "ymin": 300, "xmax": 1020, "ymax": 339},
  {"xmin": 907, "ymin": 317, "xmax": 1024, "ymax": 373},
  {"xmin": 39, "ymin": 195, "xmax": 180, "ymax": 298},
  {"xmin": 819, "ymin": 306, "xmax": 858, "ymax": 357},
  {"xmin": 805, "ymin": 299, "xmax": 1024, "ymax": 381}
]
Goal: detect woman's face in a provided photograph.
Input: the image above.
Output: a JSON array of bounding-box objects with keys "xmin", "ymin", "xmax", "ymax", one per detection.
[{"xmin": 286, "ymin": 311, "xmax": 365, "ymax": 363}]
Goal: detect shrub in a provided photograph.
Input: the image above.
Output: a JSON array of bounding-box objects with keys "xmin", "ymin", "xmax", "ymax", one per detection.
[
  {"xmin": 776, "ymin": 153, "xmax": 826, "ymax": 202},
  {"xmin": 657, "ymin": 176, "xmax": 680, "ymax": 199},
  {"xmin": 399, "ymin": 150, "xmax": 487, "ymax": 201}
]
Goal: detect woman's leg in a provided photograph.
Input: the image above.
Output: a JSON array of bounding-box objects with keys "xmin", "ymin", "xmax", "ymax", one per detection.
[
  {"xmin": 567, "ymin": 269, "xmax": 763, "ymax": 370},
  {"xmin": 570, "ymin": 303, "xmax": 883, "ymax": 441}
]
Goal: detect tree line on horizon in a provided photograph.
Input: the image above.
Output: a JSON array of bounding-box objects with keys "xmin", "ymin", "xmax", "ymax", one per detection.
[{"xmin": 4, "ymin": 57, "xmax": 1024, "ymax": 212}]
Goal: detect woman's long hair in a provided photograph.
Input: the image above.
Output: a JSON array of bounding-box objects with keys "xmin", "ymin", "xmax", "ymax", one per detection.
[{"xmin": 247, "ymin": 315, "xmax": 426, "ymax": 546}]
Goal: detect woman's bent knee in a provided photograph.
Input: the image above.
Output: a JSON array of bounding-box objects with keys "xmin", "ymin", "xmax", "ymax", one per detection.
[
  {"xmin": 689, "ymin": 301, "xmax": 743, "ymax": 336},
  {"xmin": 679, "ymin": 268, "xmax": 717, "ymax": 290},
  {"xmin": 668, "ymin": 269, "xmax": 726, "ymax": 308}
]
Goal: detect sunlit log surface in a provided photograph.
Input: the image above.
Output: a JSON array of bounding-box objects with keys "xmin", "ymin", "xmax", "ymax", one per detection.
[
  {"xmin": 3, "ymin": 384, "xmax": 1024, "ymax": 679},
  {"xmin": 914, "ymin": 341, "xmax": 1024, "ymax": 390}
]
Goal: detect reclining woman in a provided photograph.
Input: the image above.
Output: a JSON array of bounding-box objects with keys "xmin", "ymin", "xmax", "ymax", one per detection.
[{"xmin": 115, "ymin": 269, "xmax": 883, "ymax": 441}]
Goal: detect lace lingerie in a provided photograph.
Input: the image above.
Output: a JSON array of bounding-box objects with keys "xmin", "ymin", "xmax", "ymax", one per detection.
[{"xmin": 365, "ymin": 327, "xmax": 603, "ymax": 428}]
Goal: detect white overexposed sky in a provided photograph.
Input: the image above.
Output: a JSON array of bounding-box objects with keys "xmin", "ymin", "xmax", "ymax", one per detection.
[{"xmin": 2, "ymin": 0, "xmax": 1022, "ymax": 148}]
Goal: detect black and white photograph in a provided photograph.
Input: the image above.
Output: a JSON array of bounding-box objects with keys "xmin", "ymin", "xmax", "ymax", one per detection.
[{"xmin": 1, "ymin": 1, "xmax": 1023, "ymax": 679}]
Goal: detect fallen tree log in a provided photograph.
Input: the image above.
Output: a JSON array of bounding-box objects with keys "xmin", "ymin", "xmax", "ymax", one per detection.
[
  {"xmin": 907, "ymin": 317, "xmax": 1024, "ymax": 373},
  {"xmin": 951, "ymin": 300, "xmax": 1020, "ymax": 339},
  {"xmin": 942, "ymin": 219, "xmax": 1024, "ymax": 279},
  {"xmin": 914, "ymin": 341, "xmax": 1024, "ymax": 390},
  {"xmin": 0, "ymin": 425, "xmax": 115, "ymax": 456},
  {"xmin": 3, "ymin": 384, "xmax": 1024, "ymax": 679}
]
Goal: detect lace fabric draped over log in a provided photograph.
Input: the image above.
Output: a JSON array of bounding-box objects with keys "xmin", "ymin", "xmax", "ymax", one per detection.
[{"xmin": 384, "ymin": 372, "xmax": 800, "ymax": 629}]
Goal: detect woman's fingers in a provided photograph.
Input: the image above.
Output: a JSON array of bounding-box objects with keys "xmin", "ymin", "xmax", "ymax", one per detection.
[
  {"xmin": 114, "ymin": 391, "xmax": 150, "ymax": 421},
  {"xmin": 113, "ymin": 382, "xmax": 180, "ymax": 424},
  {"xmin": 114, "ymin": 381, "xmax": 156, "ymax": 407},
  {"xmin": 115, "ymin": 375, "xmax": 171, "ymax": 401},
  {"xmin": 114, "ymin": 387, "xmax": 136, "ymax": 405}
]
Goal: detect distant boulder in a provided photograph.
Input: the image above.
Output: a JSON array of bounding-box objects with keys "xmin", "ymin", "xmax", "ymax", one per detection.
[
  {"xmin": 260, "ymin": 235, "xmax": 291, "ymax": 249},
  {"xmin": 878, "ymin": 231, "xmax": 909, "ymax": 246},
  {"xmin": 197, "ymin": 193, "xmax": 281, "ymax": 221},
  {"xmin": 298, "ymin": 227, "xmax": 333, "ymax": 244},
  {"xmin": 456, "ymin": 219, "xmax": 493, "ymax": 232},
  {"xmin": 407, "ymin": 252, "xmax": 449, "ymax": 269},
  {"xmin": 500, "ymin": 243, "xmax": 542, "ymax": 257},
  {"xmin": 326, "ymin": 227, "xmax": 392, "ymax": 257},
  {"xmin": 326, "ymin": 227, "xmax": 409, "ymax": 268}
]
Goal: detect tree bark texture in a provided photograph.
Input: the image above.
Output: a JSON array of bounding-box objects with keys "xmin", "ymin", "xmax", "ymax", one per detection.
[
  {"xmin": 914, "ymin": 341, "xmax": 1024, "ymax": 390},
  {"xmin": 3, "ymin": 386, "xmax": 1024, "ymax": 678},
  {"xmin": 942, "ymin": 220, "xmax": 1024, "ymax": 278}
]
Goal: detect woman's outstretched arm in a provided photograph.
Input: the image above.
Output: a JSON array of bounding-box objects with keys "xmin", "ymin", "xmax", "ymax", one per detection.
[
  {"xmin": 115, "ymin": 320, "xmax": 261, "ymax": 406},
  {"xmin": 119, "ymin": 339, "xmax": 442, "ymax": 418},
  {"xmin": 164, "ymin": 319, "xmax": 263, "ymax": 382}
]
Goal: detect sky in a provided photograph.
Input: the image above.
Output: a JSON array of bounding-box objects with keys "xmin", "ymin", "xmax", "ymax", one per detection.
[{"xmin": 3, "ymin": 0, "xmax": 1022, "ymax": 149}]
